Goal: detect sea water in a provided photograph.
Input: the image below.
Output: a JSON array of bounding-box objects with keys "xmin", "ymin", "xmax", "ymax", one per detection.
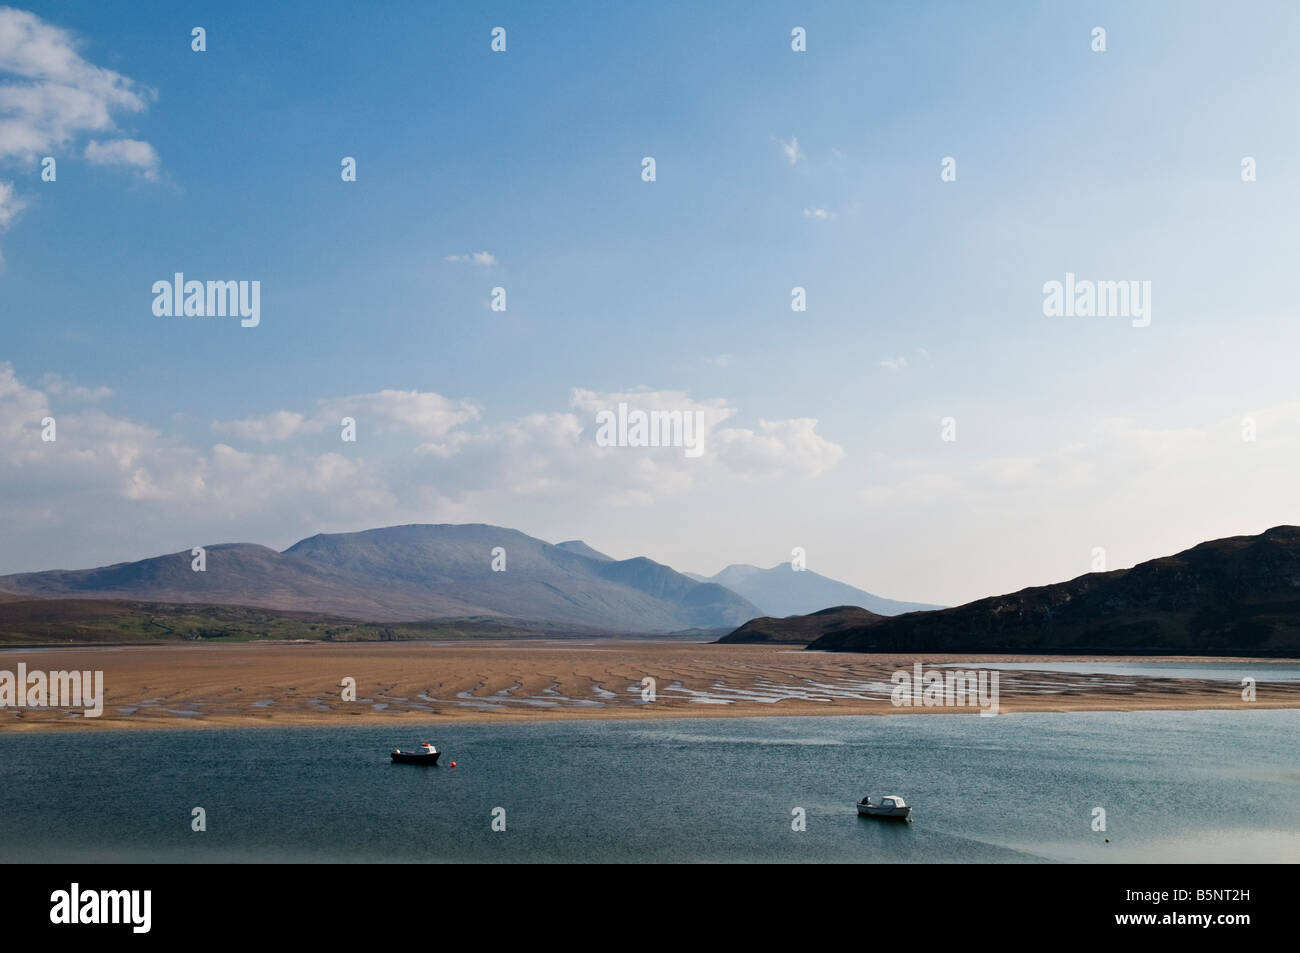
[{"xmin": 0, "ymin": 709, "xmax": 1295, "ymax": 863}]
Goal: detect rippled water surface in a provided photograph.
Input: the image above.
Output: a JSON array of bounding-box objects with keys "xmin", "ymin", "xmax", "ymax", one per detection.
[{"xmin": 1, "ymin": 709, "xmax": 1295, "ymax": 863}]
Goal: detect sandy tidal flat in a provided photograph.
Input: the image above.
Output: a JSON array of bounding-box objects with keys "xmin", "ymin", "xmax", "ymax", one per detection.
[{"xmin": 2, "ymin": 640, "xmax": 1298, "ymax": 732}]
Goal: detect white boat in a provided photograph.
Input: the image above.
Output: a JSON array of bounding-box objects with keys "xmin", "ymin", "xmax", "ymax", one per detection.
[
  {"xmin": 391, "ymin": 742, "xmax": 440, "ymax": 765},
  {"xmin": 856, "ymin": 795, "xmax": 911, "ymax": 820}
]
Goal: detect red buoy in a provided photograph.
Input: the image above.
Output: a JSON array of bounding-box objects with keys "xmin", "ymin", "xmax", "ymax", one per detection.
[{"xmin": 449, "ymin": 761, "xmax": 457, "ymax": 767}]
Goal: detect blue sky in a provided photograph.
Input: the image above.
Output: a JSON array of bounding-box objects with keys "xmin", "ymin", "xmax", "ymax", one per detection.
[{"xmin": 2, "ymin": 1, "xmax": 1299, "ymax": 605}]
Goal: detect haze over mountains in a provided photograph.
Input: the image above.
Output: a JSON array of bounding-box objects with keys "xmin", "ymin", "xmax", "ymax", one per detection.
[
  {"xmin": 687, "ymin": 564, "xmax": 941, "ymax": 618},
  {"xmin": 726, "ymin": 526, "xmax": 1300, "ymax": 656},
  {"xmin": 0, "ymin": 524, "xmax": 761, "ymax": 634}
]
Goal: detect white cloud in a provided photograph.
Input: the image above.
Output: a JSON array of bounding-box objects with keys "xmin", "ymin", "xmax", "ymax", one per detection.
[
  {"xmin": 0, "ymin": 7, "xmax": 159, "ymax": 259},
  {"xmin": 84, "ymin": 137, "xmax": 159, "ymax": 180},
  {"xmin": 569, "ymin": 387, "xmax": 735, "ymax": 433},
  {"xmin": 878, "ymin": 356, "xmax": 908, "ymax": 371},
  {"xmin": 0, "ymin": 178, "xmax": 22, "ymax": 226},
  {"xmin": 778, "ymin": 136, "xmax": 803, "ymax": 166},
  {"xmin": 0, "ymin": 7, "xmax": 156, "ymax": 161},
  {"xmin": 802, "ymin": 207, "xmax": 833, "ymax": 220},
  {"xmin": 444, "ymin": 251, "xmax": 497, "ymax": 265},
  {"xmin": 321, "ymin": 389, "xmax": 480, "ymax": 440},
  {"xmin": 712, "ymin": 417, "xmax": 845, "ymax": 478},
  {"xmin": 569, "ymin": 387, "xmax": 843, "ymax": 478},
  {"xmin": 39, "ymin": 372, "xmax": 112, "ymax": 402},
  {"xmin": 213, "ymin": 390, "xmax": 481, "ymax": 444},
  {"xmin": 0, "ymin": 178, "xmax": 23, "ymax": 261},
  {"xmin": 212, "ymin": 410, "xmax": 313, "ymax": 443}
]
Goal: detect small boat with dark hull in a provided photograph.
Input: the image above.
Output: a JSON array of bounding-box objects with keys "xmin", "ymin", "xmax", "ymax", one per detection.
[
  {"xmin": 391, "ymin": 743, "xmax": 440, "ymax": 765},
  {"xmin": 856, "ymin": 795, "xmax": 911, "ymax": 820}
]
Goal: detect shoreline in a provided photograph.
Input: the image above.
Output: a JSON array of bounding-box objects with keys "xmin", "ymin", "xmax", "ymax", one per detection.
[{"xmin": 2, "ymin": 640, "xmax": 1297, "ymax": 733}]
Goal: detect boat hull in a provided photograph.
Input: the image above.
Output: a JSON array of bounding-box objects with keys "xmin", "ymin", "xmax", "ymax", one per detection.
[
  {"xmin": 856, "ymin": 803, "xmax": 911, "ymax": 819},
  {"xmin": 391, "ymin": 751, "xmax": 440, "ymax": 765}
]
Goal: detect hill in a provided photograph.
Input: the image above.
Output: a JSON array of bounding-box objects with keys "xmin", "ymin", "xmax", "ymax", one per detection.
[
  {"xmin": 716, "ymin": 605, "xmax": 885, "ymax": 644},
  {"xmin": 800, "ymin": 526, "xmax": 1300, "ymax": 656}
]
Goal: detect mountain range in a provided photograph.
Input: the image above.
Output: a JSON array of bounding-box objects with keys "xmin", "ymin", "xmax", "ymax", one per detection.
[
  {"xmin": 9, "ymin": 522, "xmax": 1295, "ymax": 655},
  {"xmin": 726, "ymin": 525, "xmax": 1300, "ymax": 656},
  {"xmin": 0, "ymin": 524, "xmax": 761, "ymax": 634}
]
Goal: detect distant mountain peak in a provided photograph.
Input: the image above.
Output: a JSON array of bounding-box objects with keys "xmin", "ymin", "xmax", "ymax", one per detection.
[
  {"xmin": 556, "ymin": 540, "xmax": 613, "ymax": 561},
  {"xmin": 699, "ymin": 562, "xmax": 941, "ymax": 618}
]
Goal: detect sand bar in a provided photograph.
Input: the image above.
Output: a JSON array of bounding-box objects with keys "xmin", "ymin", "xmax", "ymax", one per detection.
[{"xmin": 2, "ymin": 640, "xmax": 1297, "ymax": 732}]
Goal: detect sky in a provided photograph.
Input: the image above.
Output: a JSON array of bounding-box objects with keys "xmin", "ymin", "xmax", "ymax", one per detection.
[{"xmin": 2, "ymin": 1, "xmax": 1299, "ymax": 606}]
